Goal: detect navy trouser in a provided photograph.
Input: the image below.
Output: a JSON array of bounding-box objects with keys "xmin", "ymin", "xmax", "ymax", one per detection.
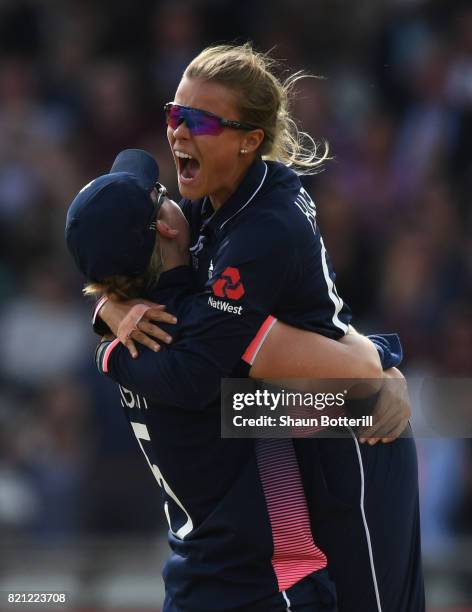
[
  {"xmin": 295, "ymin": 427, "xmax": 425, "ymax": 612},
  {"xmin": 163, "ymin": 568, "xmax": 337, "ymax": 611}
]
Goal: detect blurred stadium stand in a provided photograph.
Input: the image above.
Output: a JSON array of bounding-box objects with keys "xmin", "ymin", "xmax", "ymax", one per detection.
[{"xmin": 0, "ymin": 0, "xmax": 470, "ymax": 609}]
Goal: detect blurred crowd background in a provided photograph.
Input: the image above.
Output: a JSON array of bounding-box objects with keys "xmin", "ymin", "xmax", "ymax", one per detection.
[{"xmin": 0, "ymin": 0, "xmax": 471, "ymax": 609}]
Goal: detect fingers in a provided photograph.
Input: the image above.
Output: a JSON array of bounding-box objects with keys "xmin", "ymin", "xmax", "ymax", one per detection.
[
  {"xmin": 138, "ymin": 300, "xmax": 166, "ymax": 309},
  {"xmin": 359, "ymin": 410, "xmax": 397, "ymax": 443},
  {"xmin": 117, "ymin": 304, "xmax": 151, "ymax": 346},
  {"xmin": 358, "ymin": 370, "xmax": 412, "ymax": 445},
  {"xmin": 137, "ymin": 320, "xmax": 173, "ymax": 345},
  {"xmin": 124, "ymin": 337, "xmax": 138, "ymax": 359},
  {"xmin": 380, "ymin": 420, "xmax": 410, "ymax": 443},
  {"xmin": 359, "ymin": 410, "xmax": 390, "ymax": 439},
  {"xmin": 358, "ymin": 398, "xmax": 391, "ymax": 443},
  {"xmin": 116, "ymin": 303, "xmax": 177, "ymax": 353},
  {"xmin": 132, "ymin": 300, "xmax": 178, "ymax": 324},
  {"xmin": 360, "ymin": 407, "xmax": 409, "ymax": 444},
  {"xmin": 144, "ymin": 307, "xmax": 177, "ymax": 325},
  {"xmin": 366, "ymin": 413, "xmax": 402, "ymax": 444},
  {"xmin": 129, "ymin": 329, "xmax": 162, "ymax": 353}
]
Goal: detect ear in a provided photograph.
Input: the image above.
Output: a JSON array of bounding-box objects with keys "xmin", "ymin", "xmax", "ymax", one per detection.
[
  {"xmin": 156, "ymin": 220, "xmax": 179, "ymax": 238},
  {"xmin": 240, "ymin": 128, "xmax": 265, "ymax": 154}
]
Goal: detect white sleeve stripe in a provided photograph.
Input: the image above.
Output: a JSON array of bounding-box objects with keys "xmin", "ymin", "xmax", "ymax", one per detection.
[{"xmin": 319, "ymin": 235, "xmax": 348, "ymax": 334}]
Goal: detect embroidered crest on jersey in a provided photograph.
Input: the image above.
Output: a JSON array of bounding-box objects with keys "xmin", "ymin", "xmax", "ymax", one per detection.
[{"xmin": 189, "ymin": 234, "xmax": 206, "ymax": 270}]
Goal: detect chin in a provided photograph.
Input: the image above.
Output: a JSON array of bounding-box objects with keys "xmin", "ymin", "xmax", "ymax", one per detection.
[{"xmin": 178, "ymin": 180, "xmax": 205, "ymax": 201}]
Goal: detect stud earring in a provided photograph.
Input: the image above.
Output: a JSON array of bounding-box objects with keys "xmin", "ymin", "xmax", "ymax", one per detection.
[{"xmin": 240, "ymin": 148, "xmax": 248, "ymax": 154}]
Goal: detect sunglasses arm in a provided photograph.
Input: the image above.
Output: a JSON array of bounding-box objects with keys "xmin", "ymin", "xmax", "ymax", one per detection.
[{"xmin": 152, "ymin": 182, "xmax": 168, "ymax": 215}]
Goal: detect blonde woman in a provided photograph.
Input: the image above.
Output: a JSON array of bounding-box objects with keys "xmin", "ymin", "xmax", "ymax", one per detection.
[{"xmin": 91, "ymin": 43, "xmax": 423, "ymax": 612}]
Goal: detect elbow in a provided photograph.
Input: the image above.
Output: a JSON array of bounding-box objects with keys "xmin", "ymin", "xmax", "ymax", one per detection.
[
  {"xmin": 356, "ymin": 340, "xmax": 383, "ymax": 380},
  {"xmin": 364, "ymin": 354, "xmax": 383, "ymax": 380}
]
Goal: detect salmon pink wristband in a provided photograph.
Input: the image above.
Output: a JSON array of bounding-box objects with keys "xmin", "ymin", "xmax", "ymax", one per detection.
[
  {"xmin": 92, "ymin": 295, "xmax": 109, "ymax": 324},
  {"xmin": 92, "ymin": 295, "xmax": 110, "ymax": 335}
]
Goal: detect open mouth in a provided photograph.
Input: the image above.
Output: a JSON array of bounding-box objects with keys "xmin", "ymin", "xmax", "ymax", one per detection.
[{"xmin": 175, "ymin": 151, "xmax": 201, "ymax": 184}]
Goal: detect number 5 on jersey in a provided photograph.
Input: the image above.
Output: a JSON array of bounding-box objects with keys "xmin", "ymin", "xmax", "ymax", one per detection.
[{"xmin": 130, "ymin": 421, "xmax": 194, "ymax": 539}]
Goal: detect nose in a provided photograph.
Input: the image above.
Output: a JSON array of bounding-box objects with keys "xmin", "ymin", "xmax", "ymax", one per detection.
[{"xmin": 172, "ymin": 120, "xmax": 191, "ymax": 140}]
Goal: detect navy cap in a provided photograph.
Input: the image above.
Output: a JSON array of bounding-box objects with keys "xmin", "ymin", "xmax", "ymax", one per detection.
[
  {"xmin": 65, "ymin": 149, "xmax": 160, "ymax": 282},
  {"xmin": 109, "ymin": 149, "xmax": 159, "ymax": 191}
]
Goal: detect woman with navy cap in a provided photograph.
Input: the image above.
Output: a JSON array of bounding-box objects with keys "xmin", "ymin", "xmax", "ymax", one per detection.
[{"xmin": 81, "ymin": 43, "xmax": 423, "ymax": 612}]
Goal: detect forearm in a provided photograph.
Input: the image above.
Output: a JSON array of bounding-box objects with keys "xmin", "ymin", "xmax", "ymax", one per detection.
[
  {"xmin": 249, "ymin": 321, "xmax": 383, "ymax": 381},
  {"xmin": 96, "ymin": 338, "xmax": 222, "ymax": 409}
]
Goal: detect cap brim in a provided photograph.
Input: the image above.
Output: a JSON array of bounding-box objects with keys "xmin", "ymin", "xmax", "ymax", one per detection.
[{"xmin": 110, "ymin": 149, "xmax": 159, "ymax": 191}]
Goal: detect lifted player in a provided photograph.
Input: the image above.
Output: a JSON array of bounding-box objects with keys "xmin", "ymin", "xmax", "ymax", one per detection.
[{"xmin": 66, "ymin": 148, "xmax": 414, "ymax": 611}]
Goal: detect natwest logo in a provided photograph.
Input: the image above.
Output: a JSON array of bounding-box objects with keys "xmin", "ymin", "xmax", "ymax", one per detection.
[{"xmin": 211, "ymin": 266, "xmax": 245, "ymax": 300}]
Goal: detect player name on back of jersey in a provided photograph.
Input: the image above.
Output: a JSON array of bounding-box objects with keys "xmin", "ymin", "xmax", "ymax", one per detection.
[{"xmin": 208, "ymin": 295, "xmax": 243, "ymax": 315}]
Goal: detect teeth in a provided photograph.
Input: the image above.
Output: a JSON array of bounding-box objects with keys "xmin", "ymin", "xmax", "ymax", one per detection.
[{"xmin": 175, "ymin": 151, "xmax": 193, "ymax": 159}]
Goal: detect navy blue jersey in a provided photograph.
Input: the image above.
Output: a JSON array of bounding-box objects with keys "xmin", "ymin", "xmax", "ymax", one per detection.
[
  {"xmin": 182, "ymin": 159, "xmax": 351, "ymax": 338},
  {"xmin": 94, "ymin": 159, "xmax": 356, "ymax": 608},
  {"xmin": 95, "ymin": 159, "xmax": 407, "ymax": 609},
  {"xmin": 98, "ymin": 160, "xmax": 352, "ymax": 407},
  {"xmin": 97, "ymin": 271, "xmax": 332, "ymax": 610}
]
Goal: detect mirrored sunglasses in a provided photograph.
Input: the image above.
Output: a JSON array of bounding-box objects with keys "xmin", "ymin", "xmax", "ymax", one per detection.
[{"xmin": 164, "ymin": 103, "xmax": 258, "ymax": 136}]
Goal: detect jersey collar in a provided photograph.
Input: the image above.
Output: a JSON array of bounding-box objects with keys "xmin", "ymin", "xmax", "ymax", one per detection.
[{"xmin": 202, "ymin": 157, "xmax": 268, "ymax": 234}]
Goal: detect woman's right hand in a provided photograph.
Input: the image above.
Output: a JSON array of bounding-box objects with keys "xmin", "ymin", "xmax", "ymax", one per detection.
[
  {"xmin": 99, "ymin": 298, "xmax": 178, "ymax": 358},
  {"xmin": 358, "ymin": 367, "xmax": 411, "ymax": 444}
]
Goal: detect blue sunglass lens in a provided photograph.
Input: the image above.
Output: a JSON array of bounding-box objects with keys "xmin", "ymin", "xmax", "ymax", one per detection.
[{"xmin": 167, "ymin": 106, "xmax": 223, "ymax": 135}]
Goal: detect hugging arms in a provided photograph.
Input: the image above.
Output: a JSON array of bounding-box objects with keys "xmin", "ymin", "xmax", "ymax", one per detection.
[{"xmin": 95, "ymin": 196, "xmax": 409, "ymax": 441}]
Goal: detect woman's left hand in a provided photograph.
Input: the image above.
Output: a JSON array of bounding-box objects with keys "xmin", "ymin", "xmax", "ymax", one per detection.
[
  {"xmin": 358, "ymin": 367, "xmax": 412, "ymax": 444},
  {"xmin": 98, "ymin": 298, "xmax": 177, "ymax": 357}
]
